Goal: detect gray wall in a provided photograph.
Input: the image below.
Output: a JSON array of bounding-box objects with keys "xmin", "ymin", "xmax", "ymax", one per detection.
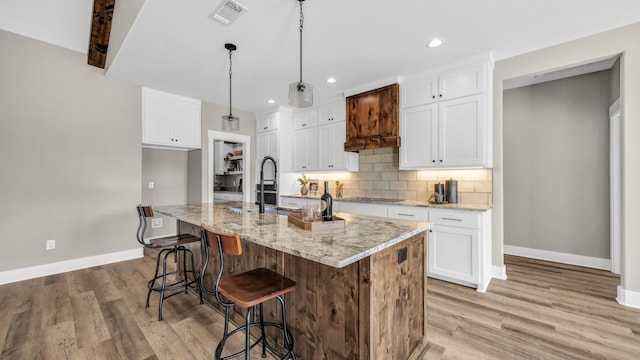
[
  {"xmin": 0, "ymin": 30, "xmax": 141, "ymax": 271},
  {"xmin": 188, "ymin": 149, "xmax": 202, "ymax": 204},
  {"xmin": 503, "ymin": 71, "xmax": 611, "ymax": 259},
  {"xmin": 141, "ymin": 148, "xmax": 189, "ymax": 237}
]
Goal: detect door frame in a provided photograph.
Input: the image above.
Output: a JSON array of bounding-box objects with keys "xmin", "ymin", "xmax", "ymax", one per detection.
[
  {"xmin": 609, "ymin": 99, "xmax": 621, "ymax": 274},
  {"xmin": 207, "ymin": 130, "xmax": 251, "ymax": 203}
]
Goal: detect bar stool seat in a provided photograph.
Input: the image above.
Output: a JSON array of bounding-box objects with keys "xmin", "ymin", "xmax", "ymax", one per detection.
[
  {"xmin": 200, "ymin": 224, "xmax": 297, "ymax": 360},
  {"xmin": 136, "ymin": 205, "xmax": 203, "ymax": 320}
]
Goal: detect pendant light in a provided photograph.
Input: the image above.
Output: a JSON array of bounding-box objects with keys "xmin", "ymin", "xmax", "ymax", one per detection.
[
  {"xmin": 222, "ymin": 43, "xmax": 239, "ymax": 131},
  {"xmin": 288, "ymin": 0, "xmax": 313, "ymax": 108}
]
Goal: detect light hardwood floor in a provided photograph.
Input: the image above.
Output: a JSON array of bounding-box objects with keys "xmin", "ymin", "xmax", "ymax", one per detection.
[{"xmin": 1, "ymin": 254, "xmax": 639, "ymax": 359}]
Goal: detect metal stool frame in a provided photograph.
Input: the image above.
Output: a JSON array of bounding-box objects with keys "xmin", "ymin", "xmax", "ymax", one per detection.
[
  {"xmin": 136, "ymin": 205, "xmax": 203, "ymax": 320},
  {"xmin": 200, "ymin": 226, "xmax": 296, "ymax": 360}
]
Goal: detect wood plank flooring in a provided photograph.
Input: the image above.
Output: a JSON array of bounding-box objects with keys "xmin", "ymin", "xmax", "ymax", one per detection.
[
  {"xmin": 1, "ymin": 253, "xmax": 639, "ymax": 359},
  {"xmin": 425, "ymin": 255, "xmax": 640, "ymax": 359}
]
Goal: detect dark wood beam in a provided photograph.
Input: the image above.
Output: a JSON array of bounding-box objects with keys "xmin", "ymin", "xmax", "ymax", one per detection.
[{"xmin": 88, "ymin": 0, "xmax": 116, "ymax": 68}]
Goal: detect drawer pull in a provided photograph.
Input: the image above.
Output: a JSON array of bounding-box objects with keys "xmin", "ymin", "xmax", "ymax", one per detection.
[
  {"xmin": 441, "ymin": 217, "xmax": 462, "ymax": 221},
  {"xmin": 397, "ymin": 213, "xmax": 415, "ymax": 217}
]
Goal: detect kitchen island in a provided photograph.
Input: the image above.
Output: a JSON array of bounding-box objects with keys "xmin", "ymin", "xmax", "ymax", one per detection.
[{"xmin": 156, "ymin": 202, "xmax": 431, "ymax": 360}]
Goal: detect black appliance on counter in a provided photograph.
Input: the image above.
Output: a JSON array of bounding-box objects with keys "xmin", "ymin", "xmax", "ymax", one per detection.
[{"xmin": 256, "ymin": 183, "xmax": 277, "ymax": 205}]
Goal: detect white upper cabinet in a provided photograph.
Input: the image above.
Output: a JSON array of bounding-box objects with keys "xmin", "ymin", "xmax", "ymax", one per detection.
[
  {"xmin": 256, "ymin": 111, "xmax": 280, "ymax": 133},
  {"xmin": 291, "ymin": 99, "xmax": 357, "ymax": 172},
  {"xmin": 293, "ymin": 127, "xmax": 318, "ymax": 171},
  {"xmin": 257, "ymin": 130, "xmax": 278, "ymax": 179},
  {"xmin": 400, "ymin": 62, "xmax": 491, "ymax": 169},
  {"xmin": 293, "ymin": 108, "xmax": 318, "ymax": 130},
  {"xmin": 317, "ymin": 100, "xmax": 346, "ymax": 126},
  {"xmin": 317, "ymin": 121, "xmax": 358, "ymax": 171},
  {"xmin": 438, "ymin": 64, "xmax": 485, "ymax": 101},
  {"xmin": 142, "ymin": 87, "xmax": 201, "ymax": 150}
]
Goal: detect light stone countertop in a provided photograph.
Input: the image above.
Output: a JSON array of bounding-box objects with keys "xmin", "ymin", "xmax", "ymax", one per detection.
[
  {"xmin": 155, "ymin": 202, "xmax": 430, "ymax": 269},
  {"xmin": 281, "ymin": 194, "xmax": 492, "ymax": 211}
]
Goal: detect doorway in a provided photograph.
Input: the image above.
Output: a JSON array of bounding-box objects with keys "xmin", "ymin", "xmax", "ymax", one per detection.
[
  {"xmin": 207, "ymin": 130, "xmax": 251, "ymax": 203},
  {"xmin": 503, "ymin": 56, "xmax": 620, "ymax": 271}
]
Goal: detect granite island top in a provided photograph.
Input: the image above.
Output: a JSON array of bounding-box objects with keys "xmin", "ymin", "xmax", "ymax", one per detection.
[
  {"xmin": 281, "ymin": 194, "xmax": 492, "ymax": 211},
  {"xmin": 155, "ymin": 202, "xmax": 430, "ymax": 268}
]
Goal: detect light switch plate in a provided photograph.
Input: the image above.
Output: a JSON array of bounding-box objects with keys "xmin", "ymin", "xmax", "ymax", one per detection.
[
  {"xmin": 148, "ymin": 181, "xmax": 155, "ymax": 189},
  {"xmin": 151, "ymin": 218, "xmax": 162, "ymax": 228}
]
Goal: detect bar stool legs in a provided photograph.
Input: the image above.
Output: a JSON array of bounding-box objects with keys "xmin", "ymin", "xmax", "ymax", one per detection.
[{"xmin": 145, "ymin": 245, "xmax": 203, "ymax": 321}]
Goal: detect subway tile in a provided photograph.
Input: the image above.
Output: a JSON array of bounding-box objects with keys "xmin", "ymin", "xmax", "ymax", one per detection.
[
  {"xmin": 373, "ymin": 181, "xmax": 390, "ymax": 190},
  {"xmin": 407, "ymin": 181, "xmax": 428, "ymax": 191},
  {"xmin": 381, "ymin": 153, "xmax": 396, "ymax": 163},
  {"xmin": 398, "ymin": 171, "xmax": 417, "ymax": 181},
  {"xmin": 389, "ymin": 181, "xmax": 408, "ymax": 190},
  {"xmin": 474, "ymin": 180, "xmax": 493, "ymax": 193},
  {"xmin": 460, "ymin": 169, "xmax": 492, "ymax": 181},
  {"xmin": 457, "ymin": 181, "xmax": 475, "ymax": 192},
  {"xmin": 397, "ymin": 190, "xmax": 418, "ymax": 201},
  {"xmin": 365, "ymin": 172, "xmax": 382, "ymax": 181},
  {"xmin": 381, "ymin": 171, "xmax": 399, "ymax": 181},
  {"xmin": 417, "ymin": 170, "xmax": 439, "ymax": 181},
  {"xmin": 459, "ymin": 192, "xmax": 489, "ymax": 204},
  {"xmin": 358, "ymin": 180, "xmax": 374, "ymax": 189},
  {"xmin": 358, "ymin": 163, "xmax": 374, "ymax": 172},
  {"xmin": 437, "ymin": 170, "xmax": 462, "ymax": 181}
]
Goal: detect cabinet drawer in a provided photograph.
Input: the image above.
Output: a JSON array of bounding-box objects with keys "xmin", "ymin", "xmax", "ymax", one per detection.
[
  {"xmin": 280, "ymin": 197, "xmax": 307, "ymax": 208},
  {"xmin": 429, "ymin": 210, "xmax": 479, "ymax": 228},
  {"xmin": 339, "ymin": 202, "xmax": 387, "ymax": 217},
  {"xmin": 387, "ymin": 205, "xmax": 428, "ymax": 221}
]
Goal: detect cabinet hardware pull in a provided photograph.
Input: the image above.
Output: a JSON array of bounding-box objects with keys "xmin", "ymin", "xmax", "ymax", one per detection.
[
  {"xmin": 441, "ymin": 217, "xmax": 462, "ymax": 221},
  {"xmin": 439, "ymin": 160, "xmax": 443, "ymax": 162},
  {"xmin": 398, "ymin": 213, "xmax": 414, "ymax": 217},
  {"xmin": 432, "ymin": 160, "xmax": 436, "ymax": 163},
  {"xmin": 432, "ymin": 95, "xmax": 435, "ymax": 99},
  {"xmin": 439, "ymin": 94, "xmax": 443, "ymax": 97}
]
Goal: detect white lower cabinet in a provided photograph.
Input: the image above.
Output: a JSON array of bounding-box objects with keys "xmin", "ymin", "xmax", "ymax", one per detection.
[{"xmin": 428, "ymin": 209, "xmax": 492, "ymax": 292}]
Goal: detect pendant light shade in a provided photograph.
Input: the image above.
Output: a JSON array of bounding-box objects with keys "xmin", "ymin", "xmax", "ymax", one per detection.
[
  {"xmin": 222, "ymin": 43, "xmax": 240, "ymax": 131},
  {"xmin": 288, "ymin": 0, "xmax": 313, "ymax": 108}
]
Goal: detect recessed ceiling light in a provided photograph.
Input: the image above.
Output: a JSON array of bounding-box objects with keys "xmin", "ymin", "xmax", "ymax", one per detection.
[
  {"xmin": 267, "ymin": 99, "xmax": 275, "ymax": 104},
  {"xmin": 326, "ymin": 77, "xmax": 336, "ymax": 84},
  {"xmin": 427, "ymin": 38, "xmax": 443, "ymax": 48}
]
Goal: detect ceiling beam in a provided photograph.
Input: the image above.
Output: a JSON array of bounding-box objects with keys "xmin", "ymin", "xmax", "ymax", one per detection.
[{"xmin": 88, "ymin": 0, "xmax": 116, "ymax": 68}]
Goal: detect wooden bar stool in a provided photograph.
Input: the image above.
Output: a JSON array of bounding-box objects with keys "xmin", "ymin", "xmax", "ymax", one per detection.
[
  {"xmin": 136, "ymin": 205, "xmax": 203, "ymax": 320},
  {"xmin": 200, "ymin": 224, "xmax": 297, "ymax": 360}
]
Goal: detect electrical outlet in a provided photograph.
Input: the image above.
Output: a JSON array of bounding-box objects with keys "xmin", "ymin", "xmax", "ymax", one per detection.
[
  {"xmin": 148, "ymin": 181, "xmax": 154, "ymax": 189},
  {"xmin": 151, "ymin": 218, "xmax": 162, "ymax": 228},
  {"xmin": 46, "ymin": 239, "xmax": 56, "ymax": 250}
]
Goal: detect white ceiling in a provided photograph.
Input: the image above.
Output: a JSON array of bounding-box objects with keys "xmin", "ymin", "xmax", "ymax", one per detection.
[{"xmin": 2, "ymin": 0, "xmax": 640, "ymax": 113}]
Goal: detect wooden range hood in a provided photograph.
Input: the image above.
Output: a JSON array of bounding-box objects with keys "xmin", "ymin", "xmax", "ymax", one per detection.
[{"xmin": 344, "ymin": 83, "xmax": 400, "ymax": 152}]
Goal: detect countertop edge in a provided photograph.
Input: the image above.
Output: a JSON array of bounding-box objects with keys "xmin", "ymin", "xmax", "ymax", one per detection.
[{"xmin": 280, "ymin": 194, "xmax": 492, "ymax": 211}]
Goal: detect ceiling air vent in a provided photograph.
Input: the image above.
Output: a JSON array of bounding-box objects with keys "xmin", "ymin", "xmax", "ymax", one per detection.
[{"xmin": 210, "ymin": 0, "xmax": 247, "ymax": 26}]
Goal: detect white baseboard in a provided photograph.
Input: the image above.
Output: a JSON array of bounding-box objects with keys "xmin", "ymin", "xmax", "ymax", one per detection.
[
  {"xmin": 492, "ymin": 265, "xmax": 507, "ymax": 280},
  {"xmin": 0, "ymin": 247, "xmax": 144, "ymax": 285},
  {"xmin": 617, "ymin": 286, "xmax": 640, "ymax": 309},
  {"xmin": 504, "ymin": 245, "xmax": 611, "ymax": 270}
]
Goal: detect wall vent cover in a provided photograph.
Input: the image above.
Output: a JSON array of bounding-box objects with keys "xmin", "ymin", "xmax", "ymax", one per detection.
[{"xmin": 210, "ymin": 0, "xmax": 247, "ymax": 26}]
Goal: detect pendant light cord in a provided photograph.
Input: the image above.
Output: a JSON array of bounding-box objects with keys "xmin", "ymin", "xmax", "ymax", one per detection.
[
  {"xmin": 228, "ymin": 47, "xmax": 233, "ymax": 117},
  {"xmin": 298, "ymin": 0, "xmax": 304, "ymax": 84}
]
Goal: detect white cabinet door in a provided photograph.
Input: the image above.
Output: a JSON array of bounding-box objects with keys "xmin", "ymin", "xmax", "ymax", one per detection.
[
  {"xmin": 293, "ymin": 128, "xmax": 318, "ymax": 171},
  {"xmin": 143, "ymin": 92, "xmax": 174, "ymax": 146},
  {"xmin": 173, "ymin": 100, "xmax": 201, "ymax": 148},
  {"xmin": 257, "ymin": 111, "xmax": 279, "ymax": 133},
  {"xmin": 428, "ymin": 225, "xmax": 479, "ymax": 285},
  {"xmin": 401, "ymin": 76, "xmax": 438, "ymax": 108},
  {"xmin": 318, "ymin": 100, "xmax": 346, "ymax": 125},
  {"xmin": 318, "ymin": 122, "xmax": 352, "ymax": 171},
  {"xmin": 293, "ymin": 109, "xmax": 318, "ymax": 130},
  {"xmin": 257, "ymin": 130, "xmax": 278, "ymax": 180},
  {"xmin": 400, "ymin": 103, "xmax": 438, "ymax": 169},
  {"xmin": 439, "ymin": 95, "xmax": 484, "ymax": 167},
  {"xmin": 438, "ymin": 63, "xmax": 485, "ymax": 101}
]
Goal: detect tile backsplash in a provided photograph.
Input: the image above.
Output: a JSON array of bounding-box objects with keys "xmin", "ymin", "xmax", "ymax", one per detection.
[{"xmin": 300, "ymin": 148, "xmax": 493, "ymax": 205}]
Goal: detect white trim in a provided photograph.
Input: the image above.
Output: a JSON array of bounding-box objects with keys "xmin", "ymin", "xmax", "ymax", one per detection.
[
  {"xmin": 0, "ymin": 248, "xmax": 144, "ymax": 285},
  {"xmin": 504, "ymin": 245, "xmax": 611, "ymax": 270},
  {"xmin": 617, "ymin": 286, "xmax": 640, "ymax": 309},
  {"xmin": 609, "ymin": 99, "xmax": 621, "ymax": 274},
  {"xmin": 492, "ymin": 265, "xmax": 507, "ymax": 280}
]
